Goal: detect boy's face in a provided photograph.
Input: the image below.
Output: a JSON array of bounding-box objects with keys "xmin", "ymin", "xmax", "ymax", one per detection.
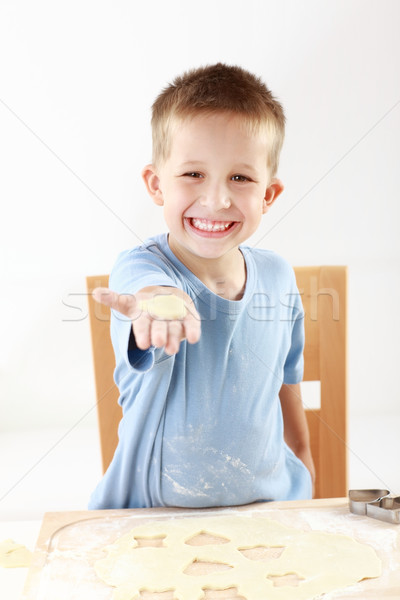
[{"xmin": 143, "ymin": 112, "xmax": 283, "ymax": 264}]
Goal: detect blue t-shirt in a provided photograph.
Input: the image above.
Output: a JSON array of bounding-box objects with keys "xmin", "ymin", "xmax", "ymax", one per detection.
[{"xmin": 88, "ymin": 234, "xmax": 311, "ymax": 509}]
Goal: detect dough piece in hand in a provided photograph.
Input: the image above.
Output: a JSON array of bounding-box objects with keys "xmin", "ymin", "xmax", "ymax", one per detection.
[
  {"xmin": 0, "ymin": 539, "xmax": 32, "ymax": 568},
  {"xmin": 139, "ymin": 294, "xmax": 187, "ymax": 320}
]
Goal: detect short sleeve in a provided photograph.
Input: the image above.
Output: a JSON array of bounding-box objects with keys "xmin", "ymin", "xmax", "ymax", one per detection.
[
  {"xmin": 109, "ymin": 240, "xmax": 179, "ymax": 373},
  {"xmin": 282, "ymin": 278, "xmax": 305, "ymax": 384},
  {"xmin": 109, "ymin": 246, "xmax": 177, "ymax": 296},
  {"xmin": 283, "ymin": 308, "xmax": 305, "ymax": 383}
]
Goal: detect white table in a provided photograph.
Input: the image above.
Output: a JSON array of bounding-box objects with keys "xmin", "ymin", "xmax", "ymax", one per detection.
[{"xmin": 0, "ymin": 520, "xmax": 41, "ymax": 600}]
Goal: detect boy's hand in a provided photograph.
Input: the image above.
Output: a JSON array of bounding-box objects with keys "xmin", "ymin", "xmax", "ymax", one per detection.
[
  {"xmin": 92, "ymin": 286, "xmax": 201, "ymax": 355},
  {"xmin": 295, "ymin": 446, "xmax": 316, "ymax": 497}
]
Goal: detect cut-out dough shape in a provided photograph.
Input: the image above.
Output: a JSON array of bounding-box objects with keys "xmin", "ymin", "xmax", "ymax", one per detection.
[
  {"xmin": 186, "ymin": 532, "xmax": 230, "ymax": 546},
  {"xmin": 239, "ymin": 546, "xmax": 285, "ymax": 560},
  {"xmin": 0, "ymin": 539, "xmax": 32, "ymax": 568},
  {"xmin": 94, "ymin": 515, "xmax": 381, "ymax": 600},
  {"xmin": 139, "ymin": 295, "xmax": 187, "ymax": 320},
  {"xmin": 267, "ymin": 572, "xmax": 304, "ymax": 587},
  {"xmin": 184, "ymin": 560, "xmax": 233, "ymax": 576},
  {"xmin": 134, "ymin": 536, "xmax": 166, "ymax": 548},
  {"xmin": 202, "ymin": 588, "xmax": 243, "ymax": 600}
]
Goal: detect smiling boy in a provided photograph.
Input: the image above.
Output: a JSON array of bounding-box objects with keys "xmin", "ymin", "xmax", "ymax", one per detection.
[{"xmin": 88, "ymin": 63, "xmax": 315, "ymax": 509}]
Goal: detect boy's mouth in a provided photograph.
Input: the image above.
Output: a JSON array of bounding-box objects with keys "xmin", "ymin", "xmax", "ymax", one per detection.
[{"xmin": 189, "ymin": 218, "xmax": 235, "ymax": 233}]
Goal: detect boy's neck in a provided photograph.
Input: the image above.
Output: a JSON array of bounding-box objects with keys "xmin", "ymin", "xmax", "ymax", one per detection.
[
  {"xmin": 201, "ymin": 256, "xmax": 247, "ymax": 300},
  {"xmin": 168, "ymin": 239, "xmax": 247, "ymax": 301}
]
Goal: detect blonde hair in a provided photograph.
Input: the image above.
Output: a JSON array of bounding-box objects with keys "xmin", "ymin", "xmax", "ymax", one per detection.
[{"xmin": 151, "ymin": 63, "xmax": 285, "ymax": 176}]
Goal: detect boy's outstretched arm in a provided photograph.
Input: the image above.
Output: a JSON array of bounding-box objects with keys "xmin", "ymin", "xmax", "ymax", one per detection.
[
  {"xmin": 279, "ymin": 383, "xmax": 316, "ymax": 496},
  {"xmin": 92, "ymin": 286, "xmax": 201, "ymax": 355}
]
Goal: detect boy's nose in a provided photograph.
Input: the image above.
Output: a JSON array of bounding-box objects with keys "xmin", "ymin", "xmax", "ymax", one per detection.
[{"xmin": 198, "ymin": 185, "xmax": 231, "ymax": 210}]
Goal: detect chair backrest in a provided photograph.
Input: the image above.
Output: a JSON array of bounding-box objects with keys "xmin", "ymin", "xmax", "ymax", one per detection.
[
  {"xmin": 87, "ymin": 275, "xmax": 120, "ymax": 474},
  {"xmin": 86, "ymin": 265, "xmax": 347, "ymax": 498},
  {"xmin": 295, "ymin": 266, "xmax": 347, "ymax": 498}
]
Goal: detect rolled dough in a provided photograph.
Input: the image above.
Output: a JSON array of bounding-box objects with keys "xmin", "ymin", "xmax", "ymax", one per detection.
[
  {"xmin": 0, "ymin": 539, "xmax": 32, "ymax": 568},
  {"xmin": 139, "ymin": 295, "xmax": 187, "ymax": 320},
  {"xmin": 94, "ymin": 515, "xmax": 381, "ymax": 600}
]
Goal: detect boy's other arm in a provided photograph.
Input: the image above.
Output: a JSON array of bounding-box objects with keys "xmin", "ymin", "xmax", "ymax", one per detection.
[
  {"xmin": 92, "ymin": 285, "xmax": 201, "ymax": 355},
  {"xmin": 279, "ymin": 383, "xmax": 316, "ymax": 496}
]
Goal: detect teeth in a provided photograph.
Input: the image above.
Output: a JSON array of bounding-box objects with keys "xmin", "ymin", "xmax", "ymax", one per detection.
[{"xmin": 191, "ymin": 218, "xmax": 232, "ymax": 232}]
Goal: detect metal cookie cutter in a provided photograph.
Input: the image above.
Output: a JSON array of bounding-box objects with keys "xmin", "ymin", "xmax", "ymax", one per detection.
[{"xmin": 349, "ymin": 489, "xmax": 400, "ymax": 524}]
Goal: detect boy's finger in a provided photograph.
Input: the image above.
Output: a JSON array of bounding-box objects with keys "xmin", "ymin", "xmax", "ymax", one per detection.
[
  {"xmin": 183, "ymin": 311, "xmax": 201, "ymax": 344},
  {"xmin": 92, "ymin": 287, "xmax": 137, "ymax": 318},
  {"xmin": 132, "ymin": 314, "xmax": 152, "ymax": 350},
  {"xmin": 150, "ymin": 319, "xmax": 169, "ymax": 349},
  {"xmin": 165, "ymin": 321, "xmax": 185, "ymax": 355}
]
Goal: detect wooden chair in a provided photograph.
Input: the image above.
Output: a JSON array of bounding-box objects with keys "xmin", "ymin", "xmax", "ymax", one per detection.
[{"xmin": 86, "ymin": 266, "xmax": 347, "ymax": 498}]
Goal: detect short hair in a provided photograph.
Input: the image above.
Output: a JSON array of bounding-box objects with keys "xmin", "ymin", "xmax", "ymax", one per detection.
[{"xmin": 151, "ymin": 63, "xmax": 286, "ymax": 176}]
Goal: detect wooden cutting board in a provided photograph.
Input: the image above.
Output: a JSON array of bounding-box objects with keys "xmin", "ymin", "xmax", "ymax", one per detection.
[{"xmin": 21, "ymin": 498, "xmax": 400, "ymax": 599}]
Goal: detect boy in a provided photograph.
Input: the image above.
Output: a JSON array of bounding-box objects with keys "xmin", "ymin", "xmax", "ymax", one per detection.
[{"xmin": 89, "ymin": 63, "xmax": 315, "ymax": 510}]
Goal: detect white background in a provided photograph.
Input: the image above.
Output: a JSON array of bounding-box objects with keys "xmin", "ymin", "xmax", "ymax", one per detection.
[{"xmin": 0, "ymin": 0, "xmax": 399, "ymax": 520}]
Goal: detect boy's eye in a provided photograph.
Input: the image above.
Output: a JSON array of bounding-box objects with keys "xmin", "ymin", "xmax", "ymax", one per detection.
[
  {"xmin": 184, "ymin": 172, "xmax": 203, "ymax": 178},
  {"xmin": 231, "ymin": 174, "xmax": 249, "ymax": 182}
]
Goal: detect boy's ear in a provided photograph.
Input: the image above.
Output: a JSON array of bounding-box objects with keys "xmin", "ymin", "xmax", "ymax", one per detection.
[
  {"xmin": 262, "ymin": 178, "xmax": 284, "ymax": 214},
  {"xmin": 142, "ymin": 164, "xmax": 164, "ymax": 206}
]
